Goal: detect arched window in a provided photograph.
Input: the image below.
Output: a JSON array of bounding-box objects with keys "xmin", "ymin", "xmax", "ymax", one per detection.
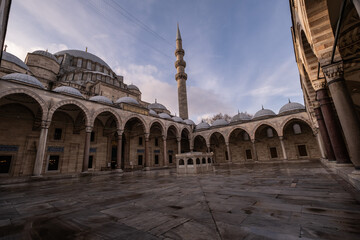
[
  {"xmin": 202, "ymin": 158, "xmax": 206, "ymax": 164},
  {"xmin": 196, "ymin": 158, "xmax": 200, "ymax": 164},
  {"xmin": 243, "ymin": 132, "xmax": 249, "ymax": 141},
  {"xmin": 179, "ymin": 159, "xmax": 184, "ymax": 165},
  {"xmin": 187, "ymin": 159, "xmax": 193, "ymax": 165},
  {"xmin": 293, "ymin": 124, "xmax": 302, "ymax": 134},
  {"xmin": 267, "ymin": 128, "xmax": 274, "ymax": 138}
]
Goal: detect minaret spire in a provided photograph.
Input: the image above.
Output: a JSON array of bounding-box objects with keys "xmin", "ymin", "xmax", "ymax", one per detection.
[{"xmin": 175, "ymin": 23, "xmax": 189, "ymax": 119}]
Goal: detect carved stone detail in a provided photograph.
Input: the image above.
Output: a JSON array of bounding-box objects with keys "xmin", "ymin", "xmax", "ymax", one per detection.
[
  {"xmin": 312, "ymin": 79, "xmax": 326, "ymax": 91},
  {"xmin": 322, "ymin": 62, "xmax": 344, "ymax": 83}
]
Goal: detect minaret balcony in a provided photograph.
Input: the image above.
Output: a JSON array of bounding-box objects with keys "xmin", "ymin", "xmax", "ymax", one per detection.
[
  {"xmin": 175, "ymin": 72, "xmax": 188, "ymax": 81},
  {"xmin": 175, "ymin": 59, "xmax": 186, "ymax": 68},
  {"xmin": 175, "ymin": 49, "xmax": 185, "ymax": 56}
]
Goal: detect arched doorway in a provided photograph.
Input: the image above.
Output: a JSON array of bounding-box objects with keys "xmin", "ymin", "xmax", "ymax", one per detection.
[
  {"xmin": 194, "ymin": 135, "xmax": 207, "ymax": 153},
  {"xmin": 166, "ymin": 125, "xmax": 178, "ymax": 165},
  {"xmin": 181, "ymin": 128, "xmax": 190, "ymax": 153},
  {"xmin": 149, "ymin": 121, "xmax": 164, "ymax": 167},
  {"xmin": 0, "ymin": 93, "xmax": 44, "ymax": 176},
  {"xmin": 229, "ymin": 128, "xmax": 252, "ymax": 162},
  {"xmin": 209, "ymin": 132, "xmax": 226, "ymax": 163},
  {"xmin": 282, "ymin": 119, "xmax": 320, "ymax": 159},
  {"xmin": 254, "ymin": 124, "xmax": 281, "ymax": 161},
  {"xmin": 123, "ymin": 117, "xmax": 146, "ymax": 170}
]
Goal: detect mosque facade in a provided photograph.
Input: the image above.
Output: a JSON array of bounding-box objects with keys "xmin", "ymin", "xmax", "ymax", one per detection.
[{"xmin": 0, "ymin": 25, "xmax": 322, "ymax": 177}]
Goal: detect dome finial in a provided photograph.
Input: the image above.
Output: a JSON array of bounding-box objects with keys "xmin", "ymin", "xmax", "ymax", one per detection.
[
  {"xmin": 288, "ymin": 98, "xmax": 291, "ymax": 103},
  {"xmin": 176, "ymin": 22, "xmax": 182, "ymax": 40},
  {"xmin": 238, "ymin": 109, "xmax": 240, "ymax": 114},
  {"xmin": 262, "ymin": 105, "xmax": 264, "ymax": 110},
  {"xmin": 3, "ymin": 44, "xmax": 7, "ymax": 52},
  {"xmin": 85, "ymin": 47, "xmax": 88, "ymax": 52},
  {"xmin": 155, "ymin": 98, "xmax": 157, "ymax": 103}
]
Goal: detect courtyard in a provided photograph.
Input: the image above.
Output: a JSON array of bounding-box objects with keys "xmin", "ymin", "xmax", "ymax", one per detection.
[{"xmin": 0, "ymin": 160, "xmax": 359, "ymax": 239}]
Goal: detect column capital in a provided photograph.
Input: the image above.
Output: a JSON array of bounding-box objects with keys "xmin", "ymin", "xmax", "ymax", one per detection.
[
  {"xmin": 251, "ymin": 139, "xmax": 256, "ymax": 144},
  {"xmin": 117, "ymin": 129, "xmax": 124, "ymax": 136},
  {"xmin": 312, "ymin": 79, "xmax": 326, "ymax": 91},
  {"xmin": 144, "ymin": 132, "xmax": 150, "ymax": 140},
  {"xmin": 225, "ymin": 142, "xmax": 229, "ymax": 146},
  {"xmin": 322, "ymin": 62, "xmax": 344, "ymax": 84},
  {"xmin": 85, "ymin": 126, "xmax": 93, "ymax": 133},
  {"xmin": 41, "ymin": 120, "xmax": 50, "ymax": 129},
  {"xmin": 162, "ymin": 135, "xmax": 167, "ymax": 141},
  {"xmin": 176, "ymin": 137, "xmax": 181, "ymax": 142},
  {"xmin": 279, "ymin": 136, "xmax": 284, "ymax": 141}
]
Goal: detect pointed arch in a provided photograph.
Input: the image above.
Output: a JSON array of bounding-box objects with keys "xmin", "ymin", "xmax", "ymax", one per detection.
[
  {"xmin": 91, "ymin": 108, "xmax": 121, "ymax": 129},
  {"xmin": 48, "ymin": 99, "xmax": 91, "ymax": 126},
  {"xmin": 280, "ymin": 116, "xmax": 314, "ymax": 136}
]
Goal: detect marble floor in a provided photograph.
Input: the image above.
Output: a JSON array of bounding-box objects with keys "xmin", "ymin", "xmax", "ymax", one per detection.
[{"xmin": 1, "ymin": 160, "xmax": 360, "ymax": 239}]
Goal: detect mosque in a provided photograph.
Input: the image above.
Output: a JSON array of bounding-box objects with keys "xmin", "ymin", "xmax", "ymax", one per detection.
[{"xmin": 0, "ymin": 19, "xmax": 334, "ymax": 178}]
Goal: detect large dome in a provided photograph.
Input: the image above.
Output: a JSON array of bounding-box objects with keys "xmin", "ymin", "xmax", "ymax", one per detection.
[
  {"xmin": 279, "ymin": 101, "xmax": 305, "ymax": 114},
  {"xmin": 115, "ymin": 96, "xmax": 139, "ymax": 105},
  {"xmin": 89, "ymin": 95, "xmax": 112, "ymax": 104},
  {"xmin": 32, "ymin": 50, "xmax": 58, "ymax": 62},
  {"xmin": 54, "ymin": 49, "xmax": 111, "ymax": 69},
  {"xmin": 212, "ymin": 119, "xmax": 229, "ymax": 127},
  {"xmin": 196, "ymin": 121, "xmax": 210, "ymax": 130},
  {"xmin": 253, "ymin": 107, "xmax": 276, "ymax": 119},
  {"xmin": 148, "ymin": 100, "xmax": 167, "ymax": 110},
  {"xmin": 231, "ymin": 112, "xmax": 252, "ymax": 122},
  {"xmin": 1, "ymin": 73, "xmax": 44, "ymax": 89},
  {"xmin": 53, "ymin": 86, "xmax": 83, "ymax": 97},
  {"xmin": 2, "ymin": 51, "xmax": 29, "ymax": 71}
]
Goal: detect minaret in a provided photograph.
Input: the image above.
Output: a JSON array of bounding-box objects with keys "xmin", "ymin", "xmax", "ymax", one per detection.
[{"xmin": 175, "ymin": 23, "xmax": 189, "ymax": 120}]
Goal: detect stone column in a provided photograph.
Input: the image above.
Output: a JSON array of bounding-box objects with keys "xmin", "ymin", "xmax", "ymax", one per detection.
[
  {"xmin": 206, "ymin": 143, "xmax": 211, "ymax": 153},
  {"xmin": 315, "ymin": 84, "xmax": 349, "ymax": 164},
  {"xmin": 33, "ymin": 120, "xmax": 49, "ymax": 176},
  {"xmin": 323, "ymin": 62, "xmax": 360, "ymax": 168},
  {"xmin": 189, "ymin": 137, "xmax": 193, "ymax": 152},
  {"xmin": 316, "ymin": 131, "xmax": 326, "ymax": 159},
  {"xmin": 251, "ymin": 139, "xmax": 258, "ymax": 161},
  {"xmin": 82, "ymin": 126, "xmax": 93, "ymax": 172},
  {"xmin": 162, "ymin": 135, "xmax": 167, "ymax": 167},
  {"xmin": 117, "ymin": 129, "xmax": 123, "ymax": 169},
  {"xmin": 225, "ymin": 142, "xmax": 232, "ymax": 162},
  {"xmin": 279, "ymin": 136, "xmax": 287, "ymax": 160},
  {"xmin": 314, "ymin": 106, "xmax": 335, "ymax": 161},
  {"xmin": 145, "ymin": 133, "xmax": 150, "ymax": 169},
  {"xmin": 177, "ymin": 137, "xmax": 181, "ymax": 154}
]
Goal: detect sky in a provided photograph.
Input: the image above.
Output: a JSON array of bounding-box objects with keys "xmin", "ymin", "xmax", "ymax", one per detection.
[{"xmin": 4, "ymin": 0, "xmax": 303, "ymax": 123}]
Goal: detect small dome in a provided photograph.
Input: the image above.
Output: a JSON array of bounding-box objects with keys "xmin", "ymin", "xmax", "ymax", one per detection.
[
  {"xmin": 115, "ymin": 96, "xmax": 139, "ymax": 105},
  {"xmin": 196, "ymin": 122, "xmax": 210, "ymax": 130},
  {"xmin": 212, "ymin": 119, "xmax": 229, "ymax": 127},
  {"xmin": 279, "ymin": 101, "xmax": 305, "ymax": 114},
  {"xmin": 1, "ymin": 73, "xmax": 44, "ymax": 89},
  {"xmin": 253, "ymin": 107, "xmax": 276, "ymax": 119},
  {"xmin": 159, "ymin": 113, "xmax": 171, "ymax": 119},
  {"xmin": 127, "ymin": 84, "xmax": 139, "ymax": 91},
  {"xmin": 231, "ymin": 112, "xmax": 252, "ymax": 122},
  {"xmin": 172, "ymin": 116, "xmax": 185, "ymax": 123},
  {"xmin": 184, "ymin": 119, "xmax": 195, "ymax": 125},
  {"xmin": 2, "ymin": 51, "xmax": 29, "ymax": 70},
  {"xmin": 89, "ymin": 95, "xmax": 112, "ymax": 104},
  {"xmin": 149, "ymin": 109, "xmax": 158, "ymax": 116},
  {"xmin": 53, "ymin": 86, "xmax": 83, "ymax": 97},
  {"xmin": 32, "ymin": 50, "xmax": 58, "ymax": 62},
  {"xmin": 148, "ymin": 100, "xmax": 167, "ymax": 110}
]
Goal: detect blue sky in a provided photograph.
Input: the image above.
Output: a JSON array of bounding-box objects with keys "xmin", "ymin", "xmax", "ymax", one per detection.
[{"xmin": 4, "ymin": 0, "xmax": 303, "ymax": 123}]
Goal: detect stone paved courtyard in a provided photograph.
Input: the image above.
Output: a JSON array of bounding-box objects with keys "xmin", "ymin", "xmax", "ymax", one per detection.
[{"xmin": 1, "ymin": 160, "xmax": 360, "ymax": 240}]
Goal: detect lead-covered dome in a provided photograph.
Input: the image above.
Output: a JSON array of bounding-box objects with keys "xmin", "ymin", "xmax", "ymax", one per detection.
[
  {"xmin": 172, "ymin": 116, "xmax": 185, "ymax": 123},
  {"xmin": 149, "ymin": 109, "xmax": 158, "ymax": 116},
  {"xmin": 196, "ymin": 121, "xmax": 210, "ymax": 130},
  {"xmin": 212, "ymin": 119, "xmax": 229, "ymax": 127},
  {"xmin": 279, "ymin": 101, "xmax": 305, "ymax": 114},
  {"xmin": 253, "ymin": 106, "xmax": 276, "ymax": 119},
  {"xmin": 159, "ymin": 113, "xmax": 171, "ymax": 119},
  {"xmin": 54, "ymin": 49, "xmax": 111, "ymax": 69},
  {"xmin": 32, "ymin": 50, "xmax": 58, "ymax": 62},
  {"xmin": 148, "ymin": 100, "xmax": 167, "ymax": 110},
  {"xmin": 184, "ymin": 119, "xmax": 195, "ymax": 125},
  {"xmin": 1, "ymin": 73, "xmax": 44, "ymax": 89},
  {"xmin": 115, "ymin": 96, "xmax": 139, "ymax": 105},
  {"xmin": 53, "ymin": 86, "xmax": 83, "ymax": 97},
  {"xmin": 89, "ymin": 95, "xmax": 112, "ymax": 104},
  {"xmin": 2, "ymin": 51, "xmax": 29, "ymax": 71},
  {"xmin": 231, "ymin": 112, "xmax": 251, "ymax": 122},
  {"xmin": 127, "ymin": 84, "xmax": 139, "ymax": 91}
]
